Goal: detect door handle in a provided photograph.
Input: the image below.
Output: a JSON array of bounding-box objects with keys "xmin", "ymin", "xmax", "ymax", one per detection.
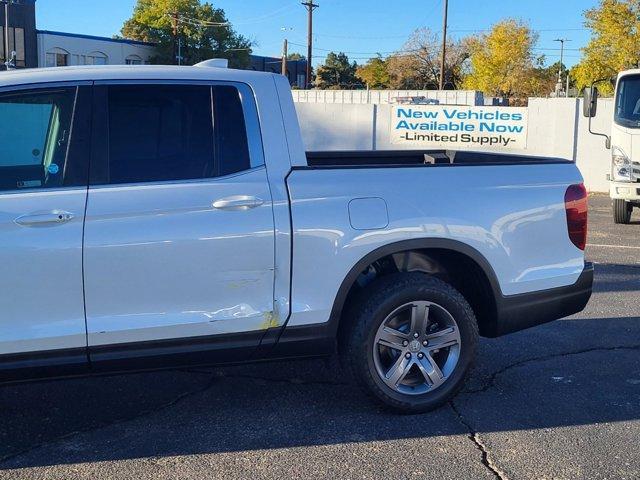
[
  {"xmin": 15, "ymin": 211, "xmax": 75, "ymax": 227},
  {"xmin": 212, "ymin": 196, "xmax": 264, "ymax": 211}
]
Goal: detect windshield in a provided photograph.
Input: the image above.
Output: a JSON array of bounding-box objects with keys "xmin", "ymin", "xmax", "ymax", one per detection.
[{"xmin": 615, "ymin": 74, "xmax": 640, "ymax": 128}]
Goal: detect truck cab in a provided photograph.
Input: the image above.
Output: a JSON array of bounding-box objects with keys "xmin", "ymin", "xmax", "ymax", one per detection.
[{"xmin": 585, "ymin": 69, "xmax": 640, "ymax": 223}]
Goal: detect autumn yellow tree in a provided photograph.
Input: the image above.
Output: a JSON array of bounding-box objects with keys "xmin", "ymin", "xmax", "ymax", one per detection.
[
  {"xmin": 463, "ymin": 19, "xmax": 545, "ymax": 99},
  {"xmin": 573, "ymin": 0, "xmax": 640, "ymax": 94}
]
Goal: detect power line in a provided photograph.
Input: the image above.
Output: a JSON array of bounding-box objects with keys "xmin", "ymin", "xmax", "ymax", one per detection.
[
  {"xmin": 176, "ymin": 3, "xmax": 302, "ymax": 28},
  {"xmin": 533, "ymin": 47, "xmax": 581, "ymax": 52},
  {"xmin": 416, "ymin": 0, "xmax": 443, "ymax": 32},
  {"xmin": 287, "ymin": 41, "xmax": 407, "ymax": 54},
  {"xmin": 305, "ymin": 26, "xmax": 587, "ymax": 41},
  {"xmin": 313, "ymin": 32, "xmax": 411, "ymax": 40},
  {"xmin": 177, "ymin": 14, "xmax": 229, "ymax": 27},
  {"xmin": 297, "ymin": 0, "xmax": 442, "ymax": 42},
  {"xmin": 294, "ymin": 20, "xmax": 586, "ymax": 41},
  {"xmin": 447, "ymin": 27, "xmax": 587, "ymax": 33},
  {"xmin": 288, "ymin": 40, "xmax": 582, "ymax": 56},
  {"xmin": 231, "ymin": 3, "xmax": 301, "ymax": 25}
]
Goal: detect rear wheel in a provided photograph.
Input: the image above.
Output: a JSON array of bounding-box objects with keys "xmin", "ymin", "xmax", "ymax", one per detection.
[
  {"xmin": 613, "ymin": 199, "xmax": 632, "ymax": 224},
  {"xmin": 342, "ymin": 273, "xmax": 478, "ymax": 413}
]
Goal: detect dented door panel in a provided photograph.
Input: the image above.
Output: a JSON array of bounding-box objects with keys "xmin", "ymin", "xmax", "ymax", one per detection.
[{"xmin": 84, "ymin": 167, "xmax": 276, "ymax": 347}]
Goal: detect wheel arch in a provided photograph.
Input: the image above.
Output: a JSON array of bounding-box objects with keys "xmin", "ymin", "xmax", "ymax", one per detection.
[{"xmin": 330, "ymin": 239, "xmax": 503, "ymax": 339}]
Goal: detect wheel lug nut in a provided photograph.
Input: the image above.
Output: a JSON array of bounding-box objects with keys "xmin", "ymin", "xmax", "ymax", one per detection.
[
  {"xmin": 422, "ymin": 340, "xmax": 429, "ymax": 347},
  {"xmin": 417, "ymin": 353, "xmax": 424, "ymax": 359},
  {"xmin": 405, "ymin": 353, "xmax": 411, "ymax": 359},
  {"xmin": 402, "ymin": 340, "xmax": 409, "ymax": 347},
  {"xmin": 413, "ymin": 332, "xmax": 419, "ymax": 338}
]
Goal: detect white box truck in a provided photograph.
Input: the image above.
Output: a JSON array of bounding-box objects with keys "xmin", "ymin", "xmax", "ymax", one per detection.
[{"xmin": 584, "ymin": 70, "xmax": 640, "ymax": 223}]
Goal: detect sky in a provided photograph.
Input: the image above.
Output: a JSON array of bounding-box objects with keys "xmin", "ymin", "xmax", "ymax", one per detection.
[{"xmin": 36, "ymin": 0, "xmax": 600, "ymax": 67}]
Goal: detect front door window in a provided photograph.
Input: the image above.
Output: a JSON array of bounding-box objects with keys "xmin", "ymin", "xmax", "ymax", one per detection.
[{"xmin": 0, "ymin": 88, "xmax": 76, "ymax": 191}]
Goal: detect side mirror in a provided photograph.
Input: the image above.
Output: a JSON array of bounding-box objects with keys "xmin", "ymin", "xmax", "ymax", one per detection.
[{"xmin": 583, "ymin": 86, "xmax": 599, "ymax": 118}]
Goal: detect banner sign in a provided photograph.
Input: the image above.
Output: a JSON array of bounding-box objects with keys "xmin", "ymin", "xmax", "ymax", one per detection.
[{"xmin": 390, "ymin": 105, "xmax": 528, "ymax": 149}]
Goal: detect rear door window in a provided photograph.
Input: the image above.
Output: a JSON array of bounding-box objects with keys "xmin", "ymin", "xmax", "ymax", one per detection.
[
  {"xmin": 106, "ymin": 85, "xmax": 215, "ymax": 184},
  {"xmin": 97, "ymin": 84, "xmax": 262, "ymax": 186},
  {"xmin": 213, "ymin": 85, "xmax": 251, "ymax": 176}
]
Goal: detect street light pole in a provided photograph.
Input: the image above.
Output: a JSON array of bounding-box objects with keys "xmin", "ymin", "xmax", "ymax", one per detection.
[{"xmin": 554, "ymin": 38, "xmax": 571, "ymax": 96}]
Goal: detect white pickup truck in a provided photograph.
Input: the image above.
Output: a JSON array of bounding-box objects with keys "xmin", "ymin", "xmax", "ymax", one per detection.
[{"xmin": 0, "ymin": 62, "xmax": 593, "ymax": 413}]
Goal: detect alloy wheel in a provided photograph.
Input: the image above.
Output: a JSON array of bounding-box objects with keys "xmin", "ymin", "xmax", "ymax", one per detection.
[{"xmin": 372, "ymin": 300, "xmax": 461, "ymax": 395}]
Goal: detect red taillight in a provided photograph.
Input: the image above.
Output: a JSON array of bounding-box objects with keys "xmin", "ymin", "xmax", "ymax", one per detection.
[{"xmin": 565, "ymin": 183, "xmax": 588, "ymax": 250}]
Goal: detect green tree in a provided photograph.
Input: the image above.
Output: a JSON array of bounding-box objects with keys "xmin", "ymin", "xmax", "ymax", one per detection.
[
  {"xmin": 534, "ymin": 61, "xmax": 571, "ymax": 95},
  {"xmin": 463, "ymin": 19, "xmax": 544, "ymax": 99},
  {"xmin": 574, "ymin": 0, "xmax": 640, "ymax": 94},
  {"xmin": 315, "ymin": 52, "xmax": 359, "ymax": 89},
  {"xmin": 356, "ymin": 56, "xmax": 390, "ymax": 89},
  {"xmin": 121, "ymin": 0, "xmax": 252, "ymax": 68}
]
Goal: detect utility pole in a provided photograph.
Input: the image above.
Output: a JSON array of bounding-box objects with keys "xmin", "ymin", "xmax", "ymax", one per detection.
[
  {"xmin": 4, "ymin": 1, "xmax": 9, "ymax": 69},
  {"xmin": 281, "ymin": 38, "xmax": 288, "ymax": 76},
  {"xmin": 439, "ymin": 0, "xmax": 448, "ymax": 90},
  {"xmin": 172, "ymin": 10, "xmax": 181, "ymax": 66},
  {"xmin": 302, "ymin": 1, "xmax": 318, "ymax": 89},
  {"xmin": 554, "ymin": 38, "xmax": 571, "ymax": 96},
  {"xmin": 2, "ymin": 0, "xmax": 14, "ymax": 70}
]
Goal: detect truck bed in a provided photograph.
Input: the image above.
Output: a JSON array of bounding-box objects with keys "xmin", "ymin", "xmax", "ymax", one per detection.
[{"xmin": 306, "ymin": 150, "xmax": 571, "ymax": 167}]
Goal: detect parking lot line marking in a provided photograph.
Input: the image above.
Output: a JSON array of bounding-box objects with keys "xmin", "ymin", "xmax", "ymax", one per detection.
[{"xmin": 588, "ymin": 243, "xmax": 640, "ymax": 250}]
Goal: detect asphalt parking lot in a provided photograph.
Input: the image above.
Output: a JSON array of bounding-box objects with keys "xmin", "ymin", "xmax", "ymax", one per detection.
[{"xmin": 0, "ymin": 194, "xmax": 638, "ymax": 480}]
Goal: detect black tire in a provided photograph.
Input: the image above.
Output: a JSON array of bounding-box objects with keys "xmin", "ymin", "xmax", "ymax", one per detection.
[
  {"xmin": 613, "ymin": 199, "xmax": 632, "ymax": 224},
  {"xmin": 341, "ymin": 272, "xmax": 478, "ymax": 414}
]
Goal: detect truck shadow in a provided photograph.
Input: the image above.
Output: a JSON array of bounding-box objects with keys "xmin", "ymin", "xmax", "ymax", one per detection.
[
  {"xmin": 0, "ymin": 315, "xmax": 639, "ymax": 470},
  {"xmin": 593, "ymin": 263, "xmax": 640, "ymax": 293},
  {"xmin": 591, "ymin": 263, "xmax": 640, "ymax": 292}
]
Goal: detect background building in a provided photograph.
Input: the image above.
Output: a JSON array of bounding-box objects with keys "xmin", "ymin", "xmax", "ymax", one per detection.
[
  {"xmin": 36, "ymin": 31, "xmax": 155, "ymax": 68},
  {"xmin": 3, "ymin": 0, "xmax": 306, "ymax": 86},
  {"xmin": 35, "ymin": 32, "xmax": 307, "ymax": 87},
  {"xmin": 0, "ymin": 0, "xmax": 37, "ymax": 69},
  {"xmin": 250, "ymin": 55, "xmax": 307, "ymax": 88}
]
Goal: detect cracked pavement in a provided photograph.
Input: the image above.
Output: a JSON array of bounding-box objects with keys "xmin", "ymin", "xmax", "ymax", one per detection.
[{"xmin": 1, "ymin": 195, "xmax": 639, "ymax": 480}]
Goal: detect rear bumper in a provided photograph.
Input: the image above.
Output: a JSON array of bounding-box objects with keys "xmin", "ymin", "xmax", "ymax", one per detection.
[{"xmin": 490, "ymin": 262, "xmax": 594, "ymax": 337}]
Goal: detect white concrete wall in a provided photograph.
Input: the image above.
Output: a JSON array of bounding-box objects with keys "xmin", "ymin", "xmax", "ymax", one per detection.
[
  {"xmin": 292, "ymin": 89, "xmax": 483, "ymax": 106},
  {"xmin": 295, "ymin": 98, "xmax": 614, "ymax": 192},
  {"xmin": 37, "ymin": 32, "xmax": 155, "ymax": 67},
  {"xmin": 297, "ymin": 103, "xmax": 376, "ymax": 150},
  {"xmin": 525, "ymin": 98, "xmax": 578, "ymax": 160}
]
